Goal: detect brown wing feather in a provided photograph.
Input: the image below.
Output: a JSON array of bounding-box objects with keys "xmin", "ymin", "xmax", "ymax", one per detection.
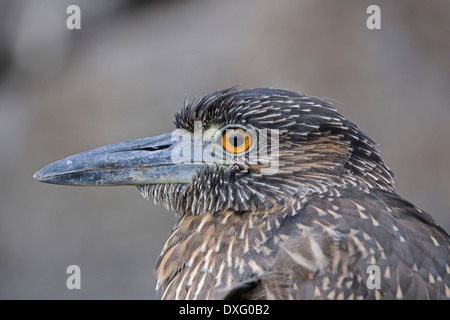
[{"xmin": 240, "ymin": 188, "xmax": 449, "ymax": 300}]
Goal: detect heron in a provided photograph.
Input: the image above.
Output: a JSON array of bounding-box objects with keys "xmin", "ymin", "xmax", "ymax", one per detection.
[{"xmin": 34, "ymin": 87, "xmax": 449, "ymax": 299}]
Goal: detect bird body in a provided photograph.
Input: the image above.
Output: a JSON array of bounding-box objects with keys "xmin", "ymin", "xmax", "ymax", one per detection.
[
  {"xmin": 34, "ymin": 87, "xmax": 450, "ymax": 299},
  {"xmin": 156, "ymin": 187, "xmax": 449, "ymax": 299}
]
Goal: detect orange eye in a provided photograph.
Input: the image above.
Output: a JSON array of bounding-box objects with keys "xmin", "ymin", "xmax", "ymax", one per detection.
[{"xmin": 222, "ymin": 128, "xmax": 252, "ymax": 154}]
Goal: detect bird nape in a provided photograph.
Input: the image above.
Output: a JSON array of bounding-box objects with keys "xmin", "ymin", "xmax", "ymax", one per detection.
[{"xmin": 34, "ymin": 87, "xmax": 449, "ymax": 300}]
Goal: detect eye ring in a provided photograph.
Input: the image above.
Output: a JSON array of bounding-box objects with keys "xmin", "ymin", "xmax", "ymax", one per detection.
[{"xmin": 219, "ymin": 125, "xmax": 254, "ymax": 154}]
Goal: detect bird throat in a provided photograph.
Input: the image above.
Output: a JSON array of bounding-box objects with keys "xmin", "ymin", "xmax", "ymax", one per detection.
[{"xmin": 153, "ymin": 197, "xmax": 307, "ymax": 299}]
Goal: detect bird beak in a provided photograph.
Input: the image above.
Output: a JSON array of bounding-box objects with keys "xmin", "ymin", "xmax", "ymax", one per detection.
[{"xmin": 33, "ymin": 131, "xmax": 205, "ymax": 186}]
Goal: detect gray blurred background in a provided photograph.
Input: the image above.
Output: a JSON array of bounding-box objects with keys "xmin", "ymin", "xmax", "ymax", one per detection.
[{"xmin": 0, "ymin": 0, "xmax": 449, "ymax": 299}]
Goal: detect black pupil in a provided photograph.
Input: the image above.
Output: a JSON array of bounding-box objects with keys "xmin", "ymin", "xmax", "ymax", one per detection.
[{"xmin": 229, "ymin": 133, "xmax": 243, "ymax": 147}]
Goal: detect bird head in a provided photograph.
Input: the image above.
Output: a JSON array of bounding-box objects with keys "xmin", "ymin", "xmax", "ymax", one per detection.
[{"xmin": 34, "ymin": 87, "xmax": 395, "ymax": 215}]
